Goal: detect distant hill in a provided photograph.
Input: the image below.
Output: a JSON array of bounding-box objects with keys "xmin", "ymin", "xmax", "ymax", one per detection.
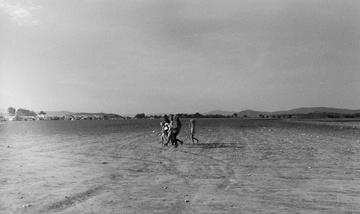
[
  {"xmin": 204, "ymin": 110, "xmax": 235, "ymax": 116},
  {"xmin": 45, "ymin": 111, "xmax": 73, "ymax": 117},
  {"xmin": 203, "ymin": 107, "xmax": 360, "ymax": 118},
  {"xmin": 44, "ymin": 111, "xmax": 124, "ymax": 118},
  {"xmin": 236, "ymin": 109, "xmax": 268, "ymax": 117},
  {"xmin": 73, "ymin": 112, "xmax": 124, "ymax": 118},
  {"xmin": 272, "ymin": 107, "xmax": 360, "ymax": 115}
]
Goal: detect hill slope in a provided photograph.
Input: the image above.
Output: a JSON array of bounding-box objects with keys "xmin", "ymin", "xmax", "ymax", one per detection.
[
  {"xmin": 237, "ymin": 110, "xmax": 268, "ymax": 117},
  {"xmin": 233, "ymin": 107, "xmax": 360, "ymax": 117},
  {"xmin": 204, "ymin": 110, "xmax": 235, "ymax": 116},
  {"xmin": 45, "ymin": 111, "xmax": 74, "ymax": 117},
  {"xmin": 272, "ymin": 107, "xmax": 360, "ymax": 115}
]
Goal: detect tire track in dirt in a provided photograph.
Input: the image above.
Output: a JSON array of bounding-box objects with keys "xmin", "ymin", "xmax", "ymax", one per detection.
[
  {"xmin": 36, "ymin": 132, "xmax": 156, "ymax": 214},
  {"xmin": 40, "ymin": 185, "xmax": 105, "ymax": 213}
]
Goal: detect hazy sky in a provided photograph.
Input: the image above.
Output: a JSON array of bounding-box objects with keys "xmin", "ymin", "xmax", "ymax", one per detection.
[{"xmin": 0, "ymin": 0, "xmax": 359, "ymax": 114}]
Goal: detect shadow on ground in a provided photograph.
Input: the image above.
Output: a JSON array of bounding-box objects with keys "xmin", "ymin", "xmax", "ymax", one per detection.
[{"xmin": 186, "ymin": 143, "xmax": 244, "ymax": 149}]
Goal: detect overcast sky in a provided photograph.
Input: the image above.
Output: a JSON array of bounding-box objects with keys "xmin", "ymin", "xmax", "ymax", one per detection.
[{"xmin": 0, "ymin": 0, "xmax": 359, "ymax": 114}]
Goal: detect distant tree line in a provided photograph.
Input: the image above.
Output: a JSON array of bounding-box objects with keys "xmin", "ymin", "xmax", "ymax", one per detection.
[
  {"xmin": 15, "ymin": 108, "xmax": 37, "ymax": 117},
  {"xmin": 134, "ymin": 112, "xmax": 237, "ymax": 119},
  {"xmin": 8, "ymin": 107, "xmax": 38, "ymax": 116},
  {"xmin": 5, "ymin": 107, "xmax": 128, "ymax": 121},
  {"xmin": 8, "ymin": 107, "xmax": 16, "ymax": 115},
  {"xmin": 6, "ymin": 106, "xmax": 360, "ymax": 122},
  {"xmin": 134, "ymin": 112, "xmax": 360, "ymax": 119}
]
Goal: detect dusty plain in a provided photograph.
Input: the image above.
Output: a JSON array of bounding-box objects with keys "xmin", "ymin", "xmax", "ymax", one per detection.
[{"xmin": 1, "ymin": 119, "xmax": 360, "ymax": 213}]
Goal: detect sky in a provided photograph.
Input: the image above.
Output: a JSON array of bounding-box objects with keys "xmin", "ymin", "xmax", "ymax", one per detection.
[{"xmin": 0, "ymin": 0, "xmax": 359, "ymax": 114}]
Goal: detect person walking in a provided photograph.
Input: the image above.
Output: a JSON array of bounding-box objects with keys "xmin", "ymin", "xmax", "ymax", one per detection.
[
  {"xmin": 165, "ymin": 114, "xmax": 183, "ymax": 147},
  {"xmin": 190, "ymin": 119, "xmax": 199, "ymax": 143},
  {"xmin": 160, "ymin": 115, "xmax": 170, "ymax": 144}
]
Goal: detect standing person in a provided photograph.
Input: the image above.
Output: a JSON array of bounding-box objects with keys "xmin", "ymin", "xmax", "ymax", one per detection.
[
  {"xmin": 160, "ymin": 115, "xmax": 170, "ymax": 144},
  {"xmin": 190, "ymin": 119, "xmax": 199, "ymax": 143},
  {"xmin": 164, "ymin": 115, "xmax": 174, "ymax": 146},
  {"xmin": 165, "ymin": 114, "xmax": 183, "ymax": 147},
  {"xmin": 173, "ymin": 115, "xmax": 183, "ymax": 146}
]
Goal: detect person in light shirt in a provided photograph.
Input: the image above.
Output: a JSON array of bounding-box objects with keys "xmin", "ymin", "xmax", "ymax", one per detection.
[{"xmin": 190, "ymin": 119, "xmax": 199, "ymax": 144}]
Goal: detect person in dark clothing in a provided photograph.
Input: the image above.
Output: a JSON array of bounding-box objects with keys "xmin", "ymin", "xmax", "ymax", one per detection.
[
  {"xmin": 165, "ymin": 114, "xmax": 183, "ymax": 147},
  {"xmin": 173, "ymin": 115, "xmax": 183, "ymax": 146}
]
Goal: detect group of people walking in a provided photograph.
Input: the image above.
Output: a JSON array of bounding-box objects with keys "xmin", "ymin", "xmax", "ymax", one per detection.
[{"xmin": 160, "ymin": 115, "xmax": 199, "ymax": 147}]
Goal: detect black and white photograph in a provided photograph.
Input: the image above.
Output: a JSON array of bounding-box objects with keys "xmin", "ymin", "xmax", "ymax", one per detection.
[{"xmin": 1, "ymin": 0, "xmax": 360, "ymax": 213}]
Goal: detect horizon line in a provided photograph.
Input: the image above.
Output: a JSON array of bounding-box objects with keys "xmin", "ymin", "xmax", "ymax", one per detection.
[{"xmin": 1, "ymin": 106, "xmax": 360, "ymax": 116}]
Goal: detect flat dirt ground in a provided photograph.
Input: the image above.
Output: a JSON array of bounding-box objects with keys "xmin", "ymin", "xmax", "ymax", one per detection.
[{"xmin": 1, "ymin": 119, "xmax": 360, "ymax": 213}]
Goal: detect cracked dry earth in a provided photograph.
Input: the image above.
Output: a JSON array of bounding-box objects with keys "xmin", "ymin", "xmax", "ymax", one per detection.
[{"xmin": 1, "ymin": 119, "xmax": 360, "ymax": 213}]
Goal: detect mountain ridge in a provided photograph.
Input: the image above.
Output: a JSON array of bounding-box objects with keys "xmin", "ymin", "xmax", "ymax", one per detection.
[
  {"xmin": 204, "ymin": 110, "xmax": 235, "ymax": 116},
  {"xmin": 204, "ymin": 107, "xmax": 360, "ymax": 117},
  {"xmin": 238, "ymin": 107, "xmax": 360, "ymax": 117}
]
